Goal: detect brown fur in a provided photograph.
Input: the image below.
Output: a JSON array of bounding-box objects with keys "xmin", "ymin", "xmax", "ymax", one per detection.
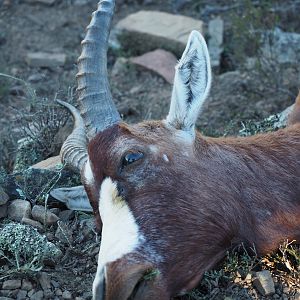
[{"xmin": 86, "ymin": 103, "xmax": 300, "ymax": 299}]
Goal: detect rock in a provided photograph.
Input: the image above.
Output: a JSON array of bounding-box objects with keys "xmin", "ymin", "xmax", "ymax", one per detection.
[
  {"xmin": 111, "ymin": 57, "xmax": 129, "ymax": 77},
  {"xmin": 7, "ymin": 199, "xmax": 31, "ymax": 221},
  {"xmin": 30, "ymin": 290, "xmax": 44, "ymax": 300},
  {"xmin": 208, "ymin": 17, "xmax": 224, "ymax": 68},
  {"xmin": 0, "ymin": 297, "xmax": 15, "ymax": 300},
  {"xmin": 16, "ymin": 290, "xmax": 27, "ymax": 300},
  {"xmin": 261, "ymin": 27, "xmax": 300, "ymax": 64},
  {"xmin": 21, "ymin": 217, "xmax": 44, "ymax": 231},
  {"xmin": 49, "ymin": 208, "xmax": 60, "ymax": 216},
  {"xmin": 38, "ymin": 272, "xmax": 51, "ymax": 291},
  {"xmin": 58, "ymin": 210, "xmax": 75, "ymax": 221},
  {"xmin": 62, "ymin": 290, "xmax": 72, "ymax": 299},
  {"xmin": 26, "ymin": 52, "xmax": 66, "ymax": 68},
  {"xmin": 2, "ymin": 279, "xmax": 22, "ymax": 290},
  {"xmin": 295, "ymin": 292, "xmax": 300, "ymax": 300},
  {"xmin": 0, "ymin": 186, "xmax": 9, "ymax": 205},
  {"xmin": 130, "ymin": 49, "xmax": 177, "ymax": 84},
  {"xmin": 27, "ymin": 73, "xmax": 45, "ymax": 83},
  {"xmin": 23, "ymin": 0, "xmax": 56, "ymax": 5},
  {"xmin": 31, "ymin": 156, "xmax": 62, "ymax": 170},
  {"xmin": 115, "ymin": 11, "xmax": 204, "ymax": 57},
  {"xmin": 73, "ymin": 0, "xmax": 93, "ymax": 5},
  {"xmin": 32, "ymin": 205, "xmax": 59, "ymax": 225},
  {"xmin": 253, "ymin": 270, "xmax": 275, "ymax": 296},
  {"xmin": 0, "ymin": 203, "xmax": 8, "ymax": 219},
  {"xmin": 22, "ymin": 279, "xmax": 33, "ymax": 291}
]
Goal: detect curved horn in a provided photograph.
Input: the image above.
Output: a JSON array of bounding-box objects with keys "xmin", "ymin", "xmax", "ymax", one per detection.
[
  {"xmin": 77, "ymin": 0, "xmax": 121, "ymax": 139},
  {"xmin": 56, "ymin": 99, "xmax": 88, "ymax": 172}
]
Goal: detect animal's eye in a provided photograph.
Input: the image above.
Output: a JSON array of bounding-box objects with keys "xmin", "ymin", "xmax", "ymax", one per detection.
[{"xmin": 122, "ymin": 152, "xmax": 144, "ymax": 168}]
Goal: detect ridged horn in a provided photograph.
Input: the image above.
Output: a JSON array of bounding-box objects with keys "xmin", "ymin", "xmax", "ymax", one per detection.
[
  {"xmin": 57, "ymin": 99, "xmax": 88, "ymax": 172},
  {"xmin": 76, "ymin": 0, "xmax": 121, "ymax": 140}
]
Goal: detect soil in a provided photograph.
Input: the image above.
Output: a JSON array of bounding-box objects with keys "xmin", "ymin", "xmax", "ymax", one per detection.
[{"xmin": 0, "ymin": 0, "xmax": 299, "ymax": 299}]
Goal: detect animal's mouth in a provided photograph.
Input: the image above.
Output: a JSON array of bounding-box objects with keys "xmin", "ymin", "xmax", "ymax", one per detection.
[{"xmin": 93, "ymin": 260, "xmax": 160, "ymax": 300}]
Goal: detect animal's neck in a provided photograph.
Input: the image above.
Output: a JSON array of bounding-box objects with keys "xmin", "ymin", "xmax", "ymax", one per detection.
[{"xmin": 193, "ymin": 125, "xmax": 300, "ymax": 254}]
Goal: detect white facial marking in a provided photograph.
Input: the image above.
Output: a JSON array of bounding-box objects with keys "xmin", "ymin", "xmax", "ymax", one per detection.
[
  {"xmin": 162, "ymin": 154, "xmax": 169, "ymax": 162},
  {"xmin": 84, "ymin": 160, "xmax": 94, "ymax": 185},
  {"xmin": 93, "ymin": 178, "xmax": 142, "ymax": 297}
]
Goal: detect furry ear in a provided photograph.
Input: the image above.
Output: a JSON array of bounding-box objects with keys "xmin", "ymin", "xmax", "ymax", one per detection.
[{"xmin": 166, "ymin": 30, "xmax": 211, "ymax": 135}]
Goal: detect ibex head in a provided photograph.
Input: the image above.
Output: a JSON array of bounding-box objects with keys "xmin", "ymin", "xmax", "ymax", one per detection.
[{"xmin": 58, "ymin": 0, "xmax": 300, "ymax": 299}]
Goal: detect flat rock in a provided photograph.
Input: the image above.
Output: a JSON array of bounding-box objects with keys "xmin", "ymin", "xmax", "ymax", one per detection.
[
  {"xmin": 58, "ymin": 209, "xmax": 75, "ymax": 221},
  {"xmin": 130, "ymin": 49, "xmax": 177, "ymax": 84},
  {"xmin": 208, "ymin": 17, "xmax": 224, "ymax": 68},
  {"xmin": 253, "ymin": 270, "xmax": 275, "ymax": 296},
  {"xmin": 21, "ymin": 279, "xmax": 33, "ymax": 291},
  {"xmin": 16, "ymin": 290, "xmax": 27, "ymax": 300},
  {"xmin": 38, "ymin": 272, "xmax": 51, "ymax": 291},
  {"xmin": 32, "ymin": 205, "xmax": 59, "ymax": 225},
  {"xmin": 31, "ymin": 156, "xmax": 61, "ymax": 170},
  {"xmin": 2, "ymin": 279, "xmax": 22, "ymax": 290},
  {"xmin": 7, "ymin": 199, "xmax": 31, "ymax": 221},
  {"xmin": 29, "ymin": 290, "xmax": 44, "ymax": 300},
  {"xmin": 0, "ymin": 203, "xmax": 8, "ymax": 219},
  {"xmin": 21, "ymin": 217, "xmax": 44, "ymax": 231},
  {"xmin": 26, "ymin": 52, "xmax": 66, "ymax": 68},
  {"xmin": 62, "ymin": 290, "xmax": 72, "ymax": 299},
  {"xmin": 23, "ymin": 0, "xmax": 56, "ymax": 5},
  {"xmin": 115, "ymin": 10, "xmax": 204, "ymax": 57},
  {"xmin": 0, "ymin": 186, "xmax": 9, "ymax": 205}
]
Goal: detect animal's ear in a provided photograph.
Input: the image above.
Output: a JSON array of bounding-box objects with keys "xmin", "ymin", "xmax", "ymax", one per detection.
[{"xmin": 166, "ymin": 30, "xmax": 211, "ymax": 134}]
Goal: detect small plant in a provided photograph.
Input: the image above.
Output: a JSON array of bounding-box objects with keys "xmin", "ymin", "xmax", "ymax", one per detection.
[{"xmin": 0, "ymin": 223, "xmax": 62, "ymax": 278}]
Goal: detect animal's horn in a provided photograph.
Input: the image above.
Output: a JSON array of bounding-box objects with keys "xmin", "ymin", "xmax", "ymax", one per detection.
[
  {"xmin": 57, "ymin": 99, "xmax": 88, "ymax": 172},
  {"xmin": 77, "ymin": 0, "xmax": 121, "ymax": 139}
]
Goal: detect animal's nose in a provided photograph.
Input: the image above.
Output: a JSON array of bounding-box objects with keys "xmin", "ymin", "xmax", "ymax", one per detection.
[{"xmin": 93, "ymin": 259, "xmax": 164, "ymax": 300}]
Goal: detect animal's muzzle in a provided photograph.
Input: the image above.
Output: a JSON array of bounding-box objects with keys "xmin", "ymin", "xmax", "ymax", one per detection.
[{"xmin": 92, "ymin": 260, "xmax": 166, "ymax": 300}]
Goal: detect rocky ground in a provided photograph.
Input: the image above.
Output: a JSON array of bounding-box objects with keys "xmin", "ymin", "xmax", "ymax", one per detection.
[{"xmin": 0, "ymin": 0, "xmax": 300, "ymax": 299}]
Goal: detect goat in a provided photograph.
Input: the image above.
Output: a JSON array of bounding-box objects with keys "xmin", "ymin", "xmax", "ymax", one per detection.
[{"xmin": 57, "ymin": 0, "xmax": 300, "ymax": 299}]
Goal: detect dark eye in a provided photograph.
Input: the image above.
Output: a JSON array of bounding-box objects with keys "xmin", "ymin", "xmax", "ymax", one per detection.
[{"xmin": 122, "ymin": 152, "xmax": 144, "ymax": 168}]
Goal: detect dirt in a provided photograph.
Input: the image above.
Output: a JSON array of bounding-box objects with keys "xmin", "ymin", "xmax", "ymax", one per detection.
[{"xmin": 0, "ymin": 0, "xmax": 299, "ymax": 299}]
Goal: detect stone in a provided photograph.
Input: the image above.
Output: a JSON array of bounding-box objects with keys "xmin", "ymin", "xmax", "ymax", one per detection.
[
  {"xmin": 21, "ymin": 279, "xmax": 33, "ymax": 291},
  {"xmin": 30, "ymin": 290, "xmax": 44, "ymax": 300},
  {"xmin": 130, "ymin": 49, "xmax": 177, "ymax": 84},
  {"xmin": 21, "ymin": 217, "xmax": 44, "ymax": 231},
  {"xmin": 111, "ymin": 57, "xmax": 129, "ymax": 77},
  {"xmin": 38, "ymin": 272, "xmax": 51, "ymax": 291},
  {"xmin": 58, "ymin": 210, "xmax": 75, "ymax": 221},
  {"xmin": 261, "ymin": 27, "xmax": 300, "ymax": 64},
  {"xmin": 62, "ymin": 290, "xmax": 72, "ymax": 299},
  {"xmin": 295, "ymin": 292, "xmax": 300, "ymax": 300},
  {"xmin": 23, "ymin": 0, "xmax": 56, "ymax": 5},
  {"xmin": 2, "ymin": 279, "xmax": 22, "ymax": 290},
  {"xmin": 0, "ymin": 297, "xmax": 15, "ymax": 300},
  {"xmin": 49, "ymin": 208, "xmax": 60, "ymax": 216},
  {"xmin": 115, "ymin": 11, "xmax": 204, "ymax": 57},
  {"xmin": 32, "ymin": 205, "xmax": 59, "ymax": 225},
  {"xmin": 31, "ymin": 156, "xmax": 62, "ymax": 170},
  {"xmin": 7, "ymin": 199, "xmax": 31, "ymax": 222},
  {"xmin": 0, "ymin": 203, "xmax": 8, "ymax": 219},
  {"xmin": 16, "ymin": 290, "xmax": 27, "ymax": 300},
  {"xmin": 0, "ymin": 186, "xmax": 9, "ymax": 205},
  {"xmin": 27, "ymin": 73, "xmax": 45, "ymax": 83},
  {"xmin": 208, "ymin": 17, "xmax": 224, "ymax": 68},
  {"xmin": 253, "ymin": 270, "xmax": 275, "ymax": 296},
  {"xmin": 26, "ymin": 52, "xmax": 66, "ymax": 68}
]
